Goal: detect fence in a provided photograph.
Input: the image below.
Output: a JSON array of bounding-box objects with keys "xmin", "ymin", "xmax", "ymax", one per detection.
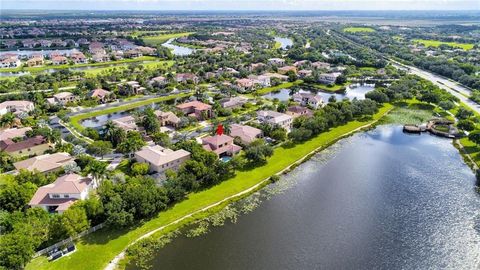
[{"xmin": 33, "ymin": 223, "xmax": 106, "ymax": 258}]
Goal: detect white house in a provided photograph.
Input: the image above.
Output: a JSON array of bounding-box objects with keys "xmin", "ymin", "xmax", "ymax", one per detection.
[
  {"xmin": 134, "ymin": 145, "xmax": 190, "ymax": 173},
  {"xmin": 293, "ymin": 93, "xmax": 324, "ymax": 109},
  {"xmin": 0, "ymin": 100, "xmax": 34, "ymax": 116},
  {"xmin": 257, "ymin": 110, "xmax": 293, "ymax": 132}
]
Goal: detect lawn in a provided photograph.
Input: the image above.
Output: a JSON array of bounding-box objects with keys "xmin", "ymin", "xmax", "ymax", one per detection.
[
  {"xmin": 412, "ymin": 39, "xmax": 474, "ymax": 50},
  {"xmin": 255, "ymin": 80, "xmax": 303, "ymax": 95},
  {"xmin": 142, "ymin": 32, "xmax": 194, "ymax": 46},
  {"xmin": 27, "ymin": 103, "xmax": 393, "ymax": 270},
  {"xmin": 306, "ymin": 82, "xmax": 347, "ymax": 92},
  {"xmin": 343, "ymin": 27, "xmax": 375, "ymax": 33},
  {"xmin": 69, "ymin": 92, "xmax": 191, "ymax": 132},
  {"xmin": 83, "ymin": 60, "xmax": 174, "ymax": 77}
]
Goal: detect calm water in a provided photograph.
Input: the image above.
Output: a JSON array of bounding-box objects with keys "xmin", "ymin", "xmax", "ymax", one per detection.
[
  {"xmin": 162, "ymin": 38, "xmax": 195, "ymax": 56},
  {"xmin": 263, "ymin": 84, "xmax": 375, "ymax": 102},
  {"xmin": 274, "ymin": 37, "xmax": 293, "ymax": 50},
  {"xmin": 130, "ymin": 125, "xmax": 480, "ymax": 270}
]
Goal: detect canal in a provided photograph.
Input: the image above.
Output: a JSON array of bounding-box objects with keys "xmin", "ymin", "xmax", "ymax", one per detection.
[{"xmin": 128, "ymin": 125, "xmax": 480, "ymax": 270}]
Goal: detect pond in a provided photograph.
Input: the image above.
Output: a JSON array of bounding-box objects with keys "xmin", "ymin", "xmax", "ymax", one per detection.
[
  {"xmin": 128, "ymin": 125, "xmax": 479, "ymax": 270},
  {"xmin": 162, "ymin": 38, "xmax": 195, "ymax": 56},
  {"xmin": 274, "ymin": 36, "xmax": 293, "ymax": 50},
  {"xmin": 262, "ymin": 84, "xmax": 375, "ymax": 102}
]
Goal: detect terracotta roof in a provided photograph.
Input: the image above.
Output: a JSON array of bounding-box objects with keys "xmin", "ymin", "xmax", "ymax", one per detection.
[
  {"xmin": 53, "ymin": 92, "xmax": 74, "ymax": 99},
  {"xmin": 0, "ymin": 136, "xmax": 47, "ymax": 153},
  {"xmin": 176, "ymin": 101, "xmax": 211, "ymax": 111},
  {"xmin": 29, "ymin": 173, "xmax": 92, "ymax": 208},
  {"xmin": 202, "ymin": 134, "xmax": 234, "ymax": 147},
  {"xmin": 14, "ymin": 152, "xmax": 74, "ymax": 172},
  {"xmin": 89, "ymin": 88, "xmax": 111, "ymax": 98},
  {"xmin": 230, "ymin": 124, "xmax": 262, "ymax": 142}
]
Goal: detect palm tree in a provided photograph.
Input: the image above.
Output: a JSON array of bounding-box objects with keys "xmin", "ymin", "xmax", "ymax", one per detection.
[
  {"xmin": 0, "ymin": 112, "xmax": 15, "ymax": 128},
  {"xmin": 85, "ymin": 160, "xmax": 108, "ymax": 186},
  {"xmin": 103, "ymin": 120, "xmax": 117, "ymax": 141}
]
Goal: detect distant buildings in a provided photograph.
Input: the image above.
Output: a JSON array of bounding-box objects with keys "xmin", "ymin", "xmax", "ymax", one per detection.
[
  {"xmin": 112, "ymin": 115, "xmax": 140, "ymax": 132},
  {"xmin": 286, "ymin": 106, "xmax": 313, "ymax": 118},
  {"xmin": 293, "ymin": 93, "xmax": 324, "ymax": 109},
  {"xmin": 29, "ymin": 173, "xmax": 95, "ymax": 213},
  {"xmin": 219, "ymin": 96, "xmax": 248, "ymax": 109},
  {"xmin": 48, "ymin": 92, "xmax": 78, "ymax": 105},
  {"xmin": 0, "ymin": 127, "xmax": 31, "ymax": 141},
  {"xmin": 134, "ymin": 145, "xmax": 190, "ymax": 173},
  {"xmin": 318, "ymin": 72, "xmax": 342, "ymax": 85},
  {"xmin": 0, "ymin": 135, "xmax": 51, "ymax": 157},
  {"xmin": 88, "ymin": 88, "xmax": 112, "ymax": 103},
  {"xmin": 117, "ymin": 81, "xmax": 145, "ymax": 96}
]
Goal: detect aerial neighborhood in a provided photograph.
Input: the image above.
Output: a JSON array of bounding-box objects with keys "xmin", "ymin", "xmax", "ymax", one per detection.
[{"xmin": 0, "ymin": 9, "xmax": 479, "ymax": 270}]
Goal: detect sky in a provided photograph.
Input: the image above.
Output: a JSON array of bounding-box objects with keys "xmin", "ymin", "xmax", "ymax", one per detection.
[{"xmin": 1, "ymin": 0, "xmax": 479, "ymax": 11}]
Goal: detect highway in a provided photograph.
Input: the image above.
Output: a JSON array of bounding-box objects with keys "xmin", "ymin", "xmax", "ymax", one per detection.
[{"xmin": 390, "ymin": 59, "xmax": 480, "ymax": 114}]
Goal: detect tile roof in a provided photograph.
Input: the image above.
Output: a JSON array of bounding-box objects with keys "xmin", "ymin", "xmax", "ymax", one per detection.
[
  {"xmin": 0, "ymin": 136, "xmax": 47, "ymax": 153},
  {"xmin": 135, "ymin": 145, "xmax": 190, "ymax": 166},
  {"xmin": 14, "ymin": 152, "xmax": 74, "ymax": 172}
]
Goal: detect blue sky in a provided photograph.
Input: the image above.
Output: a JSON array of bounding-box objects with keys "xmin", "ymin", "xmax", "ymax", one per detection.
[{"xmin": 2, "ymin": 0, "xmax": 479, "ymax": 10}]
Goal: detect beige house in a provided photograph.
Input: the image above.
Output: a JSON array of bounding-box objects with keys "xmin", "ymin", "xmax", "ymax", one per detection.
[
  {"xmin": 0, "ymin": 127, "xmax": 32, "ymax": 141},
  {"xmin": 202, "ymin": 134, "xmax": 242, "ymax": 157},
  {"xmin": 229, "ymin": 124, "xmax": 263, "ymax": 145},
  {"xmin": 29, "ymin": 173, "xmax": 94, "ymax": 213},
  {"xmin": 112, "ymin": 115, "xmax": 140, "ymax": 132},
  {"xmin": 154, "ymin": 110, "xmax": 181, "ymax": 127},
  {"xmin": 0, "ymin": 100, "xmax": 34, "ymax": 116},
  {"xmin": 257, "ymin": 110, "xmax": 293, "ymax": 132},
  {"xmin": 88, "ymin": 88, "xmax": 112, "ymax": 103},
  {"xmin": 49, "ymin": 92, "xmax": 77, "ymax": 105},
  {"xmin": 14, "ymin": 152, "xmax": 75, "ymax": 173},
  {"xmin": 176, "ymin": 101, "xmax": 213, "ymax": 120},
  {"xmin": 134, "ymin": 145, "xmax": 190, "ymax": 173}
]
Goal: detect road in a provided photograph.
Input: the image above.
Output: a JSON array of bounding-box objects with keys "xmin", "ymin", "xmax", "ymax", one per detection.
[{"xmin": 390, "ymin": 59, "xmax": 480, "ymax": 114}]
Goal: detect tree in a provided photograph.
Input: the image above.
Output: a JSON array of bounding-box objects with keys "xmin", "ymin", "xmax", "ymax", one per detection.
[
  {"xmin": 141, "ymin": 107, "xmax": 160, "ymax": 134},
  {"xmin": 468, "ymin": 130, "xmax": 480, "ymax": 145},
  {"xmin": 0, "ymin": 181, "xmax": 37, "ymax": 212},
  {"xmin": 85, "ymin": 159, "xmax": 108, "ymax": 185},
  {"xmin": 456, "ymin": 107, "xmax": 474, "ymax": 120},
  {"xmin": 61, "ymin": 206, "xmax": 90, "ymax": 237},
  {"xmin": 288, "ymin": 128, "xmax": 313, "ymax": 142},
  {"xmin": 117, "ymin": 131, "xmax": 146, "ymax": 156},
  {"xmin": 103, "ymin": 120, "xmax": 126, "ymax": 147},
  {"xmin": 457, "ymin": 119, "xmax": 475, "ymax": 131},
  {"xmin": 131, "ymin": 162, "xmax": 149, "ymax": 176},
  {"xmin": 0, "ymin": 151, "xmax": 14, "ymax": 172},
  {"xmin": 0, "ymin": 230, "xmax": 37, "ymax": 269},
  {"xmin": 0, "ymin": 112, "xmax": 15, "ymax": 128},
  {"xmin": 244, "ymin": 140, "xmax": 274, "ymax": 164},
  {"xmin": 335, "ymin": 74, "xmax": 347, "ymax": 84},
  {"xmin": 151, "ymin": 132, "xmax": 171, "ymax": 148},
  {"xmin": 270, "ymin": 128, "xmax": 287, "ymax": 141},
  {"xmin": 87, "ymin": 140, "xmax": 112, "ymax": 158}
]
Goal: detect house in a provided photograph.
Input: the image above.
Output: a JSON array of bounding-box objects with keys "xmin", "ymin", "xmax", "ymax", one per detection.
[
  {"xmin": 286, "ymin": 106, "xmax": 313, "ymax": 118},
  {"xmin": 257, "ymin": 110, "xmax": 293, "ymax": 132},
  {"xmin": 26, "ymin": 57, "xmax": 44, "ymax": 67},
  {"xmin": 202, "ymin": 134, "xmax": 242, "ymax": 157},
  {"xmin": 70, "ymin": 52, "xmax": 87, "ymax": 64},
  {"xmin": 176, "ymin": 101, "xmax": 213, "ymax": 120},
  {"xmin": 219, "ymin": 96, "xmax": 248, "ymax": 109},
  {"xmin": 293, "ymin": 93, "xmax": 324, "ymax": 109},
  {"xmin": 112, "ymin": 115, "xmax": 140, "ymax": 132},
  {"xmin": 277, "ymin": 66, "xmax": 297, "ymax": 75},
  {"xmin": 149, "ymin": 76, "xmax": 168, "ymax": 87},
  {"xmin": 88, "ymin": 88, "xmax": 112, "ymax": 103},
  {"xmin": 263, "ymin": 72, "xmax": 288, "ymax": 82},
  {"xmin": 0, "ymin": 127, "xmax": 31, "ymax": 141},
  {"xmin": 136, "ymin": 46, "xmax": 156, "ymax": 55},
  {"xmin": 124, "ymin": 49, "xmax": 143, "ymax": 58},
  {"xmin": 175, "ymin": 73, "xmax": 199, "ymax": 84},
  {"xmin": 0, "ymin": 56, "xmax": 21, "ymax": 68},
  {"xmin": 0, "ymin": 100, "xmax": 34, "ymax": 116},
  {"xmin": 318, "ymin": 72, "xmax": 342, "ymax": 85},
  {"xmin": 248, "ymin": 75, "xmax": 271, "ymax": 87},
  {"xmin": 28, "ymin": 173, "xmax": 95, "ymax": 213},
  {"xmin": 311, "ymin": 61, "xmax": 331, "ymax": 70},
  {"xmin": 92, "ymin": 53, "xmax": 110, "ymax": 62},
  {"xmin": 51, "ymin": 55, "xmax": 68, "ymax": 65},
  {"xmin": 134, "ymin": 145, "xmax": 190, "ymax": 173},
  {"xmin": 49, "ymin": 92, "xmax": 77, "ymax": 105},
  {"xmin": 249, "ymin": 62, "xmax": 266, "ymax": 71},
  {"xmin": 0, "ymin": 136, "xmax": 51, "ymax": 157},
  {"xmin": 14, "ymin": 152, "xmax": 75, "ymax": 173},
  {"xmin": 268, "ymin": 58, "xmax": 285, "ymax": 66},
  {"xmin": 235, "ymin": 78, "xmax": 255, "ymax": 92},
  {"xmin": 294, "ymin": 60, "xmax": 309, "ymax": 67},
  {"xmin": 298, "ymin": 69, "xmax": 313, "ymax": 78},
  {"xmin": 154, "ymin": 110, "xmax": 181, "ymax": 127},
  {"xmin": 229, "ymin": 124, "xmax": 263, "ymax": 145},
  {"xmin": 117, "ymin": 81, "xmax": 145, "ymax": 96}
]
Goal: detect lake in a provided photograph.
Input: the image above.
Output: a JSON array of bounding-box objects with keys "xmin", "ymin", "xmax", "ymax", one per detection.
[
  {"xmin": 162, "ymin": 38, "xmax": 195, "ymax": 56},
  {"xmin": 262, "ymin": 84, "xmax": 375, "ymax": 102},
  {"xmin": 129, "ymin": 125, "xmax": 480, "ymax": 270},
  {"xmin": 275, "ymin": 36, "xmax": 293, "ymax": 50}
]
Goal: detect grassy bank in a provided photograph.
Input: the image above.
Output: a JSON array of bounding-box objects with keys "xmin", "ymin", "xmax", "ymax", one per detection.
[
  {"xmin": 412, "ymin": 39, "xmax": 474, "ymax": 50},
  {"xmin": 304, "ymin": 82, "xmax": 347, "ymax": 92},
  {"xmin": 83, "ymin": 60, "xmax": 174, "ymax": 77},
  {"xmin": 255, "ymin": 80, "xmax": 303, "ymax": 95},
  {"xmin": 27, "ymin": 103, "xmax": 393, "ymax": 270},
  {"xmin": 69, "ymin": 92, "xmax": 191, "ymax": 132},
  {"xmin": 142, "ymin": 32, "xmax": 194, "ymax": 46}
]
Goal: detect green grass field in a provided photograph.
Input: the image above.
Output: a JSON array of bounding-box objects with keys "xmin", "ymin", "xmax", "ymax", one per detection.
[
  {"xmin": 255, "ymin": 80, "xmax": 303, "ymax": 95},
  {"xmin": 69, "ymin": 92, "xmax": 191, "ymax": 132},
  {"xmin": 343, "ymin": 27, "xmax": 375, "ymax": 33},
  {"xmin": 412, "ymin": 39, "xmax": 474, "ymax": 50},
  {"xmin": 142, "ymin": 32, "xmax": 194, "ymax": 46},
  {"xmin": 27, "ymin": 104, "xmax": 393, "ymax": 270},
  {"xmin": 83, "ymin": 60, "xmax": 174, "ymax": 77}
]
